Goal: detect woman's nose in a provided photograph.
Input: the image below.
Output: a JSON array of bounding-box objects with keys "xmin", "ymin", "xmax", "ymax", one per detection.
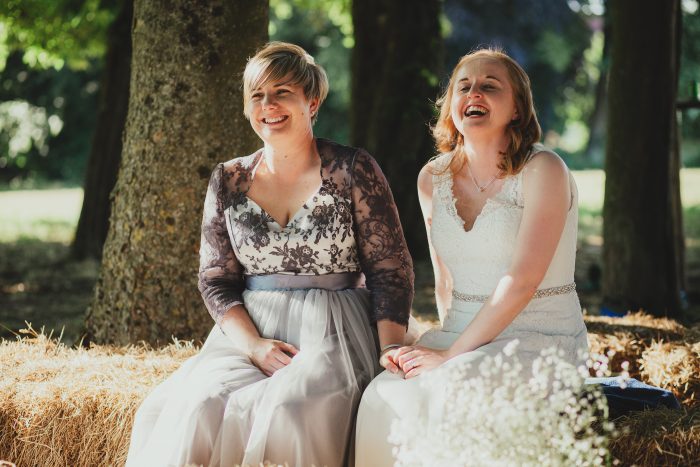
[
  {"xmin": 262, "ymin": 93, "xmax": 276, "ymax": 107},
  {"xmin": 467, "ymin": 85, "xmax": 481, "ymax": 98}
]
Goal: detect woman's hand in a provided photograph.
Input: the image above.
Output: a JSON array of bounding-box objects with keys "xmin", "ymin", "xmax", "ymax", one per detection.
[
  {"xmin": 379, "ymin": 347, "xmax": 402, "ymax": 374},
  {"xmin": 394, "ymin": 345, "xmax": 451, "ymax": 379},
  {"xmin": 248, "ymin": 338, "xmax": 299, "ymax": 377}
]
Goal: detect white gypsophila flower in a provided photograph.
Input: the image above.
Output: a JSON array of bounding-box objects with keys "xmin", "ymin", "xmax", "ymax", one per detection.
[{"xmin": 389, "ymin": 343, "xmax": 614, "ymax": 467}]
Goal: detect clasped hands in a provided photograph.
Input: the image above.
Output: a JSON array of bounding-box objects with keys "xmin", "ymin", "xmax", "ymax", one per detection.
[{"xmin": 380, "ymin": 345, "xmax": 451, "ymax": 379}]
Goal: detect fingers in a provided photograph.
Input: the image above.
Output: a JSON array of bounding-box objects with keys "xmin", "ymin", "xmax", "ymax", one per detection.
[
  {"xmin": 404, "ymin": 367, "xmax": 422, "ymax": 379},
  {"xmin": 281, "ymin": 341, "xmax": 299, "ymax": 356},
  {"xmin": 380, "ymin": 353, "xmax": 400, "ymax": 374},
  {"xmin": 397, "ymin": 350, "xmax": 421, "ymax": 370},
  {"xmin": 393, "ymin": 346, "xmax": 414, "ymax": 359}
]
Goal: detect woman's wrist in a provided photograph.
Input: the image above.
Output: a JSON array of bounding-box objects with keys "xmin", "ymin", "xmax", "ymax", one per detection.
[
  {"xmin": 444, "ymin": 346, "xmax": 459, "ymax": 360},
  {"xmin": 380, "ymin": 343, "xmax": 402, "ymax": 356}
]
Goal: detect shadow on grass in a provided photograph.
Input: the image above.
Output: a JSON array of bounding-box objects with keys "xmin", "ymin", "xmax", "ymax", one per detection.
[{"xmin": 0, "ymin": 239, "xmax": 98, "ymax": 345}]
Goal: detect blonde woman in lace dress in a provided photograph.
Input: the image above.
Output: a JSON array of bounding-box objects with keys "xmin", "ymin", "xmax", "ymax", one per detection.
[
  {"xmin": 355, "ymin": 48, "xmax": 588, "ymax": 465},
  {"xmin": 126, "ymin": 42, "xmax": 413, "ymax": 467}
]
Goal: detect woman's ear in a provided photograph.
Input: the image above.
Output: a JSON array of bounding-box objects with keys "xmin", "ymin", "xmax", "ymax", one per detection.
[{"xmin": 309, "ymin": 98, "xmax": 319, "ymax": 117}]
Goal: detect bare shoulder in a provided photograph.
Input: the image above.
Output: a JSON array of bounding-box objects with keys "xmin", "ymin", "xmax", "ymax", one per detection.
[
  {"xmin": 522, "ymin": 147, "xmax": 569, "ymax": 183},
  {"xmin": 418, "ymin": 153, "xmax": 453, "ymax": 197},
  {"xmin": 417, "ymin": 162, "xmax": 435, "ymax": 199}
]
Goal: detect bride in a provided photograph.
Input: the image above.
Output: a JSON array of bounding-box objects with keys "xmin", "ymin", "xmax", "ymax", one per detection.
[{"xmin": 355, "ymin": 48, "xmax": 589, "ymax": 465}]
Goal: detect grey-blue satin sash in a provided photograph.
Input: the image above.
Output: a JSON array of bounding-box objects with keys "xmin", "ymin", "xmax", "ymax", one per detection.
[{"xmin": 245, "ymin": 272, "xmax": 365, "ymax": 291}]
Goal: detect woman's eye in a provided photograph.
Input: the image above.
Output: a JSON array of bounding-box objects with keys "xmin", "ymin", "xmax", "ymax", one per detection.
[
  {"xmin": 276, "ymin": 89, "xmax": 289, "ymax": 95},
  {"xmin": 251, "ymin": 93, "xmax": 262, "ymax": 100},
  {"xmin": 482, "ymin": 84, "xmax": 496, "ymax": 91}
]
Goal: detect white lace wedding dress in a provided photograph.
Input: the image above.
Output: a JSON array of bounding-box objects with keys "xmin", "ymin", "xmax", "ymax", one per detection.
[{"xmin": 355, "ymin": 151, "xmax": 589, "ymax": 466}]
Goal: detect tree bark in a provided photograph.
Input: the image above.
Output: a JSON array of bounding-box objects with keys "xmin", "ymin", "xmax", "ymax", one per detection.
[
  {"xmin": 86, "ymin": 0, "xmax": 267, "ymax": 345},
  {"xmin": 71, "ymin": 0, "xmax": 133, "ymax": 260},
  {"xmin": 350, "ymin": 0, "xmax": 442, "ymax": 260},
  {"xmin": 602, "ymin": 0, "xmax": 683, "ymax": 318},
  {"xmin": 584, "ymin": 13, "xmax": 609, "ymax": 167}
]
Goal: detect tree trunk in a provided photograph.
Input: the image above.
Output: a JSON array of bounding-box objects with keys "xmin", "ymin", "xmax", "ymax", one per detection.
[
  {"xmin": 350, "ymin": 0, "xmax": 442, "ymax": 260},
  {"xmin": 71, "ymin": 0, "xmax": 133, "ymax": 260},
  {"xmin": 86, "ymin": 0, "xmax": 267, "ymax": 345},
  {"xmin": 584, "ymin": 13, "xmax": 609, "ymax": 167},
  {"xmin": 602, "ymin": 0, "xmax": 683, "ymax": 318}
]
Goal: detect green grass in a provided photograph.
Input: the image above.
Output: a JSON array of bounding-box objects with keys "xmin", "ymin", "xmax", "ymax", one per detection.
[
  {"xmin": 0, "ymin": 188, "xmax": 90, "ymax": 343},
  {"xmin": 571, "ymin": 168, "xmax": 700, "ymax": 241},
  {"xmin": 0, "ymin": 188, "xmax": 83, "ymax": 243}
]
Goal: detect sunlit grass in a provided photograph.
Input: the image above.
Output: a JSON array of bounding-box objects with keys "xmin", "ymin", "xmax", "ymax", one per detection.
[
  {"xmin": 0, "ymin": 188, "xmax": 82, "ymax": 243},
  {"xmin": 572, "ymin": 168, "xmax": 700, "ymax": 242}
]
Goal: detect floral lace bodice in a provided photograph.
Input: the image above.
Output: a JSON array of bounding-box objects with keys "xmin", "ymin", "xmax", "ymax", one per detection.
[
  {"xmin": 198, "ymin": 138, "xmax": 414, "ymax": 326},
  {"xmin": 430, "ymin": 147, "xmax": 579, "ymax": 301}
]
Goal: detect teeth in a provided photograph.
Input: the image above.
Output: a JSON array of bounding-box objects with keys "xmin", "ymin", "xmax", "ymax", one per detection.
[
  {"xmin": 466, "ymin": 105, "xmax": 488, "ymax": 116},
  {"xmin": 264, "ymin": 116, "xmax": 286, "ymax": 123}
]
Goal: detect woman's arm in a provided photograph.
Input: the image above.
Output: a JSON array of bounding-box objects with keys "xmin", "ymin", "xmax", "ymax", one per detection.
[
  {"xmin": 397, "ymin": 151, "xmax": 572, "ymax": 378},
  {"xmin": 417, "ymin": 163, "xmax": 453, "ymax": 320},
  {"xmin": 198, "ymin": 164, "xmax": 297, "ymax": 376},
  {"xmin": 350, "ymin": 149, "xmax": 415, "ymax": 372},
  {"xmin": 445, "ymin": 150, "xmax": 571, "ymax": 356}
]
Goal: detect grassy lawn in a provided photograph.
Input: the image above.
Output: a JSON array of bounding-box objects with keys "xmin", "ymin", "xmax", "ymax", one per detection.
[
  {"xmin": 0, "ymin": 188, "xmax": 83, "ymax": 244},
  {"xmin": 572, "ymin": 168, "xmax": 700, "ymax": 241},
  {"xmin": 2, "ymin": 170, "xmax": 700, "ymax": 342},
  {"xmin": 0, "ymin": 188, "xmax": 93, "ymax": 343}
]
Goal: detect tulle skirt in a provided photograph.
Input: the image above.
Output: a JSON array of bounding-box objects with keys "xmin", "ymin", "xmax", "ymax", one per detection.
[
  {"xmin": 126, "ymin": 286, "xmax": 379, "ymax": 467},
  {"xmin": 355, "ymin": 293, "xmax": 589, "ymax": 466}
]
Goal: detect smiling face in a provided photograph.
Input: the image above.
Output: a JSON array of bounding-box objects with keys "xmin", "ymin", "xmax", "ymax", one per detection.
[
  {"xmin": 449, "ymin": 58, "xmax": 519, "ymax": 141},
  {"xmin": 247, "ymin": 78, "xmax": 319, "ymax": 144}
]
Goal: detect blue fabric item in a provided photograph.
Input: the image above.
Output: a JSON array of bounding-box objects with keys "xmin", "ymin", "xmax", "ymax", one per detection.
[
  {"xmin": 585, "ymin": 377, "xmax": 681, "ymax": 418},
  {"xmin": 599, "ymin": 306, "xmax": 627, "ymax": 318}
]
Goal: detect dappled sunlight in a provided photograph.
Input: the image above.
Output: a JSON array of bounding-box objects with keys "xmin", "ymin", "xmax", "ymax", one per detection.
[{"xmin": 0, "ymin": 188, "xmax": 83, "ymax": 243}]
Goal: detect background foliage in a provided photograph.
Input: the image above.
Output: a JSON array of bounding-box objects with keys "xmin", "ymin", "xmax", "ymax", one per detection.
[{"xmin": 1, "ymin": 0, "xmax": 699, "ymax": 185}]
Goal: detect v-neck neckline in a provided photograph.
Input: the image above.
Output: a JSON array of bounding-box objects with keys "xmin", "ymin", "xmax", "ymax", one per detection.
[
  {"xmin": 244, "ymin": 140, "xmax": 324, "ymax": 229},
  {"xmin": 446, "ymin": 170, "xmax": 514, "ymax": 234}
]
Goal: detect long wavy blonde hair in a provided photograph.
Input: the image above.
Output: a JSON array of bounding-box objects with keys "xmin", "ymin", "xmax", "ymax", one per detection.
[{"xmin": 431, "ymin": 48, "xmax": 542, "ymax": 175}]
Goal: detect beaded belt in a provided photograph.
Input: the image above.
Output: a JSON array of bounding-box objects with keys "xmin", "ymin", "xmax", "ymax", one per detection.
[
  {"xmin": 452, "ymin": 282, "xmax": 576, "ymax": 303},
  {"xmin": 245, "ymin": 272, "xmax": 365, "ymax": 291}
]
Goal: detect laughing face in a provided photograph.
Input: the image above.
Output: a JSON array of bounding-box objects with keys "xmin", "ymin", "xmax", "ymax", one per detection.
[
  {"xmin": 248, "ymin": 77, "xmax": 319, "ymax": 143},
  {"xmin": 450, "ymin": 58, "xmax": 519, "ymax": 139}
]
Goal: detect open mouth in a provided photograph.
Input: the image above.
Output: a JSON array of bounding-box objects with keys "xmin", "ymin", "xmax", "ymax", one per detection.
[
  {"xmin": 465, "ymin": 105, "xmax": 488, "ymax": 117},
  {"xmin": 262, "ymin": 116, "xmax": 289, "ymax": 124}
]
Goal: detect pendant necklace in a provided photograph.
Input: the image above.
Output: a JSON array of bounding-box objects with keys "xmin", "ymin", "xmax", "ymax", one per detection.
[{"xmin": 466, "ymin": 162, "xmax": 499, "ymax": 192}]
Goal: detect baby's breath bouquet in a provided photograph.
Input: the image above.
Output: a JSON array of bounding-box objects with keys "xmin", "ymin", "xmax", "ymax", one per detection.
[{"xmin": 389, "ymin": 341, "xmax": 617, "ymax": 466}]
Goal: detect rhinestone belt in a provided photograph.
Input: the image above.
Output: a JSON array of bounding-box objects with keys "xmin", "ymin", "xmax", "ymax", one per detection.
[{"xmin": 452, "ymin": 282, "xmax": 576, "ymax": 303}]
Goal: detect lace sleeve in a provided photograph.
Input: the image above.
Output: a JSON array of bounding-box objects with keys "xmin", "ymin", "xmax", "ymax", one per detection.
[
  {"xmin": 197, "ymin": 163, "xmax": 245, "ymax": 325},
  {"xmin": 351, "ymin": 149, "xmax": 414, "ymax": 326}
]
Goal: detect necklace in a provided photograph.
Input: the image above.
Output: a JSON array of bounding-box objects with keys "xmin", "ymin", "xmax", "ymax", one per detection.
[{"xmin": 466, "ymin": 162, "xmax": 499, "ymax": 192}]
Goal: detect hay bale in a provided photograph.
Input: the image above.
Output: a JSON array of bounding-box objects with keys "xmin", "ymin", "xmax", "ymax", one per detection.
[
  {"xmin": 0, "ymin": 328, "xmax": 196, "ymax": 466},
  {"xmin": 609, "ymin": 407, "xmax": 700, "ymax": 467},
  {"xmin": 640, "ymin": 341, "xmax": 700, "ymax": 408},
  {"xmin": 587, "ymin": 332, "xmax": 645, "ymax": 377},
  {"xmin": 584, "ymin": 311, "xmax": 695, "ymax": 379},
  {"xmin": 584, "ymin": 311, "xmax": 687, "ymax": 342}
]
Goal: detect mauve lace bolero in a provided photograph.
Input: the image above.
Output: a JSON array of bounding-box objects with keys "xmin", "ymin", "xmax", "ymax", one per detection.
[{"xmin": 197, "ymin": 138, "xmax": 414, "ymax": 326}]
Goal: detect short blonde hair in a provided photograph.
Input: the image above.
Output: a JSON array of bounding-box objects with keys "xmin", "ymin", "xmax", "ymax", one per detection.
[
  {"xmin": 243, "ymin": 41, "xmax": 329, "ymax": 124},
  {"xmin": 432, "ymin": 48, "xmax": 542, "ymax": 176}
]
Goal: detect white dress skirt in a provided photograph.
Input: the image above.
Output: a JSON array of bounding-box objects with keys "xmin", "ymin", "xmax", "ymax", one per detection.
[
  {"xmin": 127, "ymin": 286, "xmax": 379, "ymax": 467},
  {"xmin": 355, "ymin": 150, "xmax": 589, "ymax": 466}
]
